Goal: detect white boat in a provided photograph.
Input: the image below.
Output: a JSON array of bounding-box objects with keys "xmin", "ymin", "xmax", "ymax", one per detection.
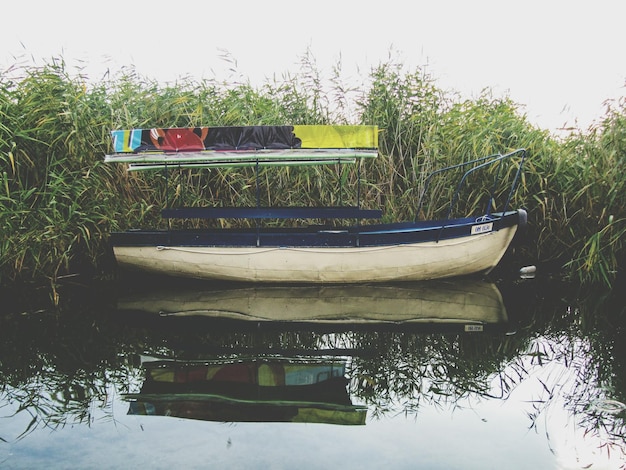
[{"xmin": 105, "ymin": 125, "xmax": 526, "ymax": 283}]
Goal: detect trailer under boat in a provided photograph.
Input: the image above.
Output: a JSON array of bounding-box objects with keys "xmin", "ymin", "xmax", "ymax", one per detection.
[{"xmin": 105, "ymin": 125, "xmax": 527, "ymax": 283}]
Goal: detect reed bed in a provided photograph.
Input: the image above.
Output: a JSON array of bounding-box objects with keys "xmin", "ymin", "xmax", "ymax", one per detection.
[{"xmin": 0, "ymin": 57, "xmax": 624, "ymax": 287}]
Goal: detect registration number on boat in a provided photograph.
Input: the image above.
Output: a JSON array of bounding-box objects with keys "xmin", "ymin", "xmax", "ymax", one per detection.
[{"xmin": 471, "ymin": 222, "xmax": 493, "ymax": 235}]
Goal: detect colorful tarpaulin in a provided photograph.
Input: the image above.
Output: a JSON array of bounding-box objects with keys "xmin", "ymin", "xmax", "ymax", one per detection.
[
  {"xmin": 104, "ymin": 125, "xmax": 378, "ymax": 170},
  {"xmin": 110, "ymin": 125, "xmax": 378, "ymax": 153}
]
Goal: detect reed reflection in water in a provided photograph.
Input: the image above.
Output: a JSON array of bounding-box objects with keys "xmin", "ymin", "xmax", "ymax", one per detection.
[{"xmin": 0, "ymin": 278, "xmax": 624, "ymax": 469}]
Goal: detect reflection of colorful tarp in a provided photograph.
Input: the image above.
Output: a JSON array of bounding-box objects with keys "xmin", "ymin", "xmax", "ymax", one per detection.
[
  {"xmin": 148, "ymin": 361, "xmax": 346, "ymax": 386},
  {"xmin": 125, "ymin": 357, "xmax": 366, "ymax": 425},
  {"xmin": 110, "ymin": 125, "xmax": 378, "ymax": 153},
  {"xmin": 139, "ymin": 359, "xmax": 350, "ymax": 403}
]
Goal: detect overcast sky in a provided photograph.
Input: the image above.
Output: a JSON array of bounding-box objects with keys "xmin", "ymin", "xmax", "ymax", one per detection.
[{"xmin": 2, "ymin": 0, "xmax": 624, "ymax": 135}]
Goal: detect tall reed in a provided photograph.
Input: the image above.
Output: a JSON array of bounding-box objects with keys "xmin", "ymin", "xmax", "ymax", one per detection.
[
  {"xmin": 1, "ymin": 61, "xmax": 113, "ymax": 286},
  {"xmin": 0, "ymin": 56, "xmax": 624, "ymax": 287},
  {"xmin": 552, "ymin": 97, "xmax": 625, "ymax": 285}
]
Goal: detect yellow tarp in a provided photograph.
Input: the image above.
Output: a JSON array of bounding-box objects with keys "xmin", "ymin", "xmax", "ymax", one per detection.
[{"xmin": 293, "ymin": 125, "xmax": 378, "ymax": 149}]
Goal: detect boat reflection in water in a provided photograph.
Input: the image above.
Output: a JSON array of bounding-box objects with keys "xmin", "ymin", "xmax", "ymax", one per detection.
[
  {"xmin": 120, "ymin": 279, "xmax": 509, "ymax": 425},
  {"xmin": 125, "ymin": 356, "xmax": 367, "ymax": 425},
  {"xmin": 117, "ymin": 279, "xmax": 508, "ymax": 332}
]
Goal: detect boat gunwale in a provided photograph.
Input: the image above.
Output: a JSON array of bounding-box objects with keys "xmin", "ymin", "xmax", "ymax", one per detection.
[{"xmin": 110, "ymin": 212, "xmax": 519, "ymax": 238}]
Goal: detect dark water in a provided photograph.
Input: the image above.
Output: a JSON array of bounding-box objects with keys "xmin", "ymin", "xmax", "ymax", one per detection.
[{"xmin": 1, "ymin": 276, "xmax": 625, "ymax": 469}]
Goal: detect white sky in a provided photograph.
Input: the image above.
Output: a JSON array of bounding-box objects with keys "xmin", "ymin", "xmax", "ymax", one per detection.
[{"xmin": 2, "ymin": 0, "xmax": 624, "ymax": 135}]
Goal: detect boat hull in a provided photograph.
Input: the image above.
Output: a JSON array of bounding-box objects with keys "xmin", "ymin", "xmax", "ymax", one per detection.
[{"xmin": 111, "ymin": 212, "xmax": 522, "ymax": 283}]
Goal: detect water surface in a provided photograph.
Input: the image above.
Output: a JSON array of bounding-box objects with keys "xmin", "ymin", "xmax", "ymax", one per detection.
[{"xmin": 1, "ymin": 278, "xmax": 624, "ymax": 469}]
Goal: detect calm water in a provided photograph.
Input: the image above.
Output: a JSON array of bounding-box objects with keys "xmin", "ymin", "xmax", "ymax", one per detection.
[{"xmin": 1, "ymin": 276, "xmax": 625, "ymax": 469}]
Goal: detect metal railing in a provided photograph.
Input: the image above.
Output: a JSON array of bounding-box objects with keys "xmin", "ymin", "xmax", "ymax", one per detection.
[{"xmin": 415, "ymin": 149, "xmax": 526, "ymax": 221}]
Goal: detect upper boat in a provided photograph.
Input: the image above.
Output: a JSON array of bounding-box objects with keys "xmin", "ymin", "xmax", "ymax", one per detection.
[{"xmin": 104, "ymin": 125, "xmax": 526, "ymax": 283}]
